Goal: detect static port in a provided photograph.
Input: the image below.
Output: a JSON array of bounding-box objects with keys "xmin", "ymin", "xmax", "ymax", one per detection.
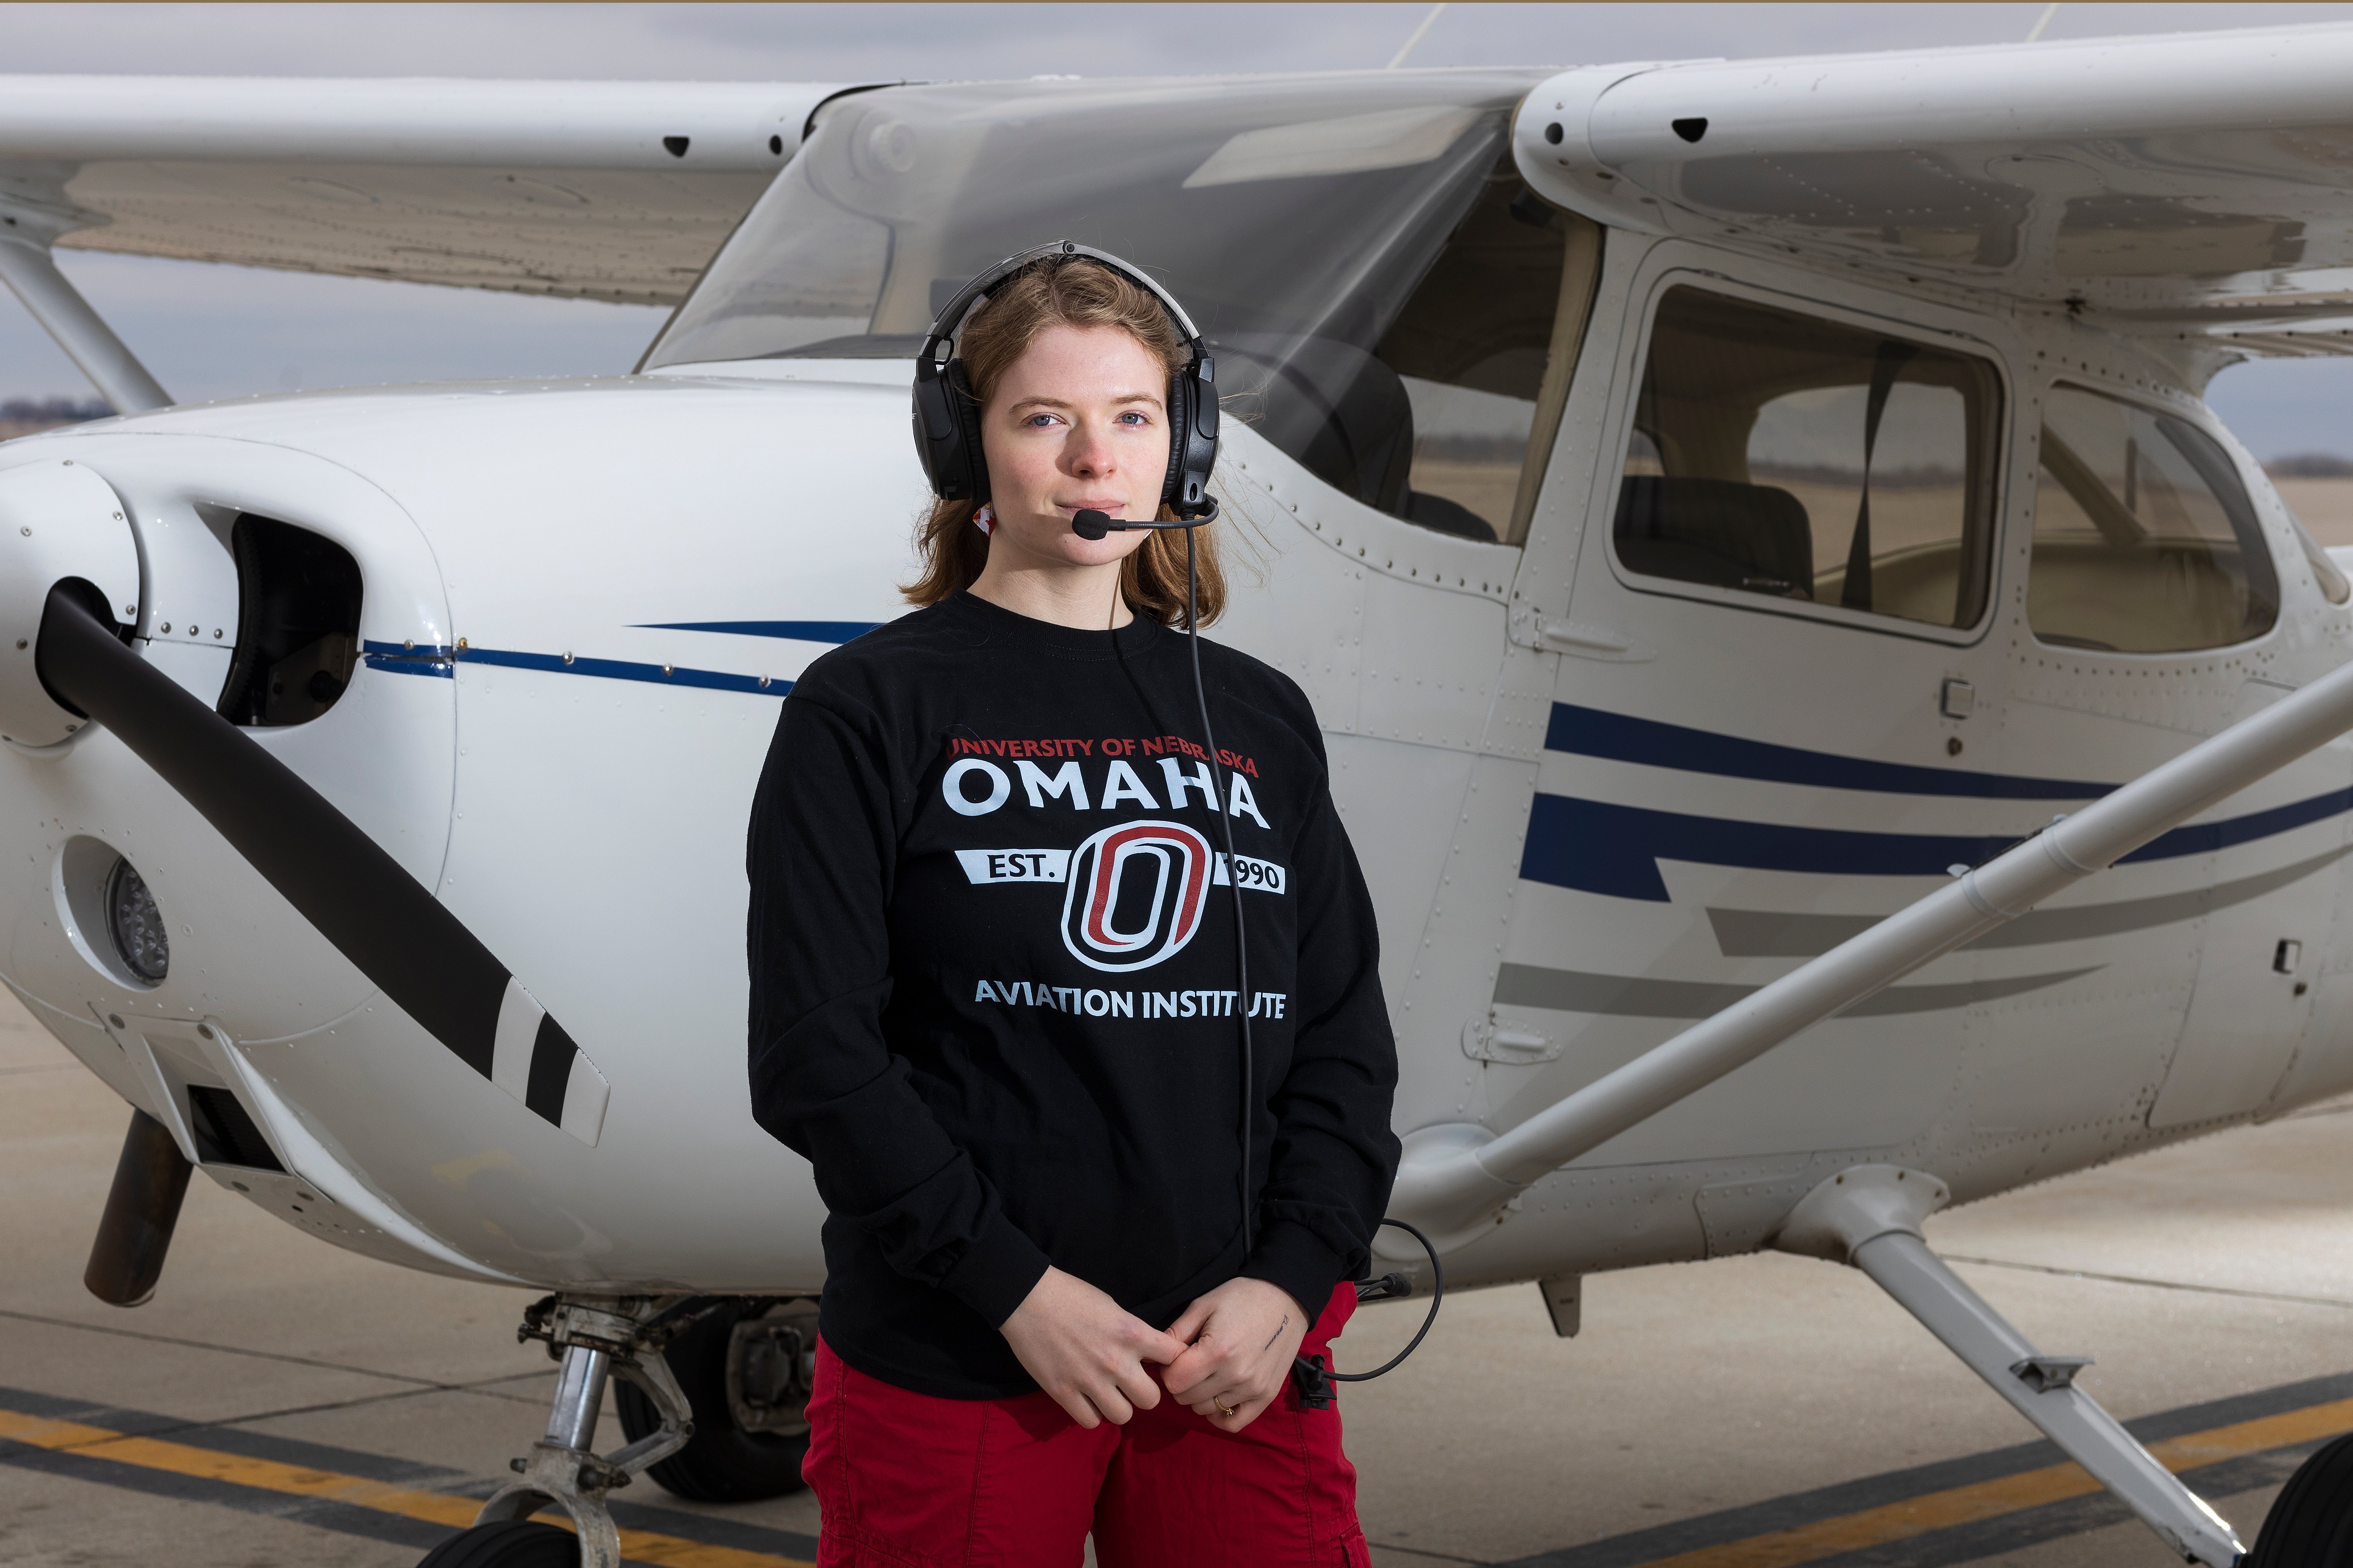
[{"xmin": 106, "ymin": 858, "xmax": 169, "ymax": 983}]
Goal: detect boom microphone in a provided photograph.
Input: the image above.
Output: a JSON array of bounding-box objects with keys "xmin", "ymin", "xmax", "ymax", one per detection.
[{"xmin": 1070, "ymin": 502, "xmax": 1218, "ymax": 541}]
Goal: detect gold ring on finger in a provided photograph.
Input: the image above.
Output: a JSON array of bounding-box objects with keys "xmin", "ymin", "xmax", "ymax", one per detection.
[{"xmin": 1213, "ymin": 1395, "xmax": 1237, "ymax": 1417}]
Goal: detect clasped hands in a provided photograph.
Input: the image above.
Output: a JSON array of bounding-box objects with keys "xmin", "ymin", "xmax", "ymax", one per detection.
[{"xmin": 1000, "ymin": 1265, "xmax": 1310, "ymax": 1433}]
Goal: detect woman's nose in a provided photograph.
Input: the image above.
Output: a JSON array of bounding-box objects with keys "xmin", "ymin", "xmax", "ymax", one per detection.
[{"xmin": 1062, "ymin": 422, "xmax": 1114, "ymax": 477}]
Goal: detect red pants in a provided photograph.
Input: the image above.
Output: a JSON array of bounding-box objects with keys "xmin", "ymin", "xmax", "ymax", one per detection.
[{"xmin": 803, "ymin": 1282, "xmax": 1370, "ymax": 1567}]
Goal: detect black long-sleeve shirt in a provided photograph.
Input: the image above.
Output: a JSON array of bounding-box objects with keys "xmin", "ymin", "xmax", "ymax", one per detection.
[{"xmin": 746, "ymin": 590, "xmax": 1399, "ymax": 1399}]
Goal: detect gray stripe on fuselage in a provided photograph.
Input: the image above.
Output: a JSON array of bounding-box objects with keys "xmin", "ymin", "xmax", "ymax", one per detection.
[
  {"xmin": 1492, "ymin": 964, "xmax": 2099, "ymax": 1019},
  {"xmin": 1706, "ymin": 843, "xmax": 2353, "ymax": 959}
]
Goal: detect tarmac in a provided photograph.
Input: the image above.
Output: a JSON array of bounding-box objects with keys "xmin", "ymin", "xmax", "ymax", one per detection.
[{"xmin": 5, "ymin": 982, "xmax": 2350, "ymax": 1568}]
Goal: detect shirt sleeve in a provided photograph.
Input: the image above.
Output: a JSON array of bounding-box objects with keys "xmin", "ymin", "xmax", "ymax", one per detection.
[
  {"xmin": 745, "ymin": 690, "xmax": 1051, "ymax": 1328},
  {"xmin": 1238, "ymin": 778, "xmax": 1402, "ymax": 1317}
]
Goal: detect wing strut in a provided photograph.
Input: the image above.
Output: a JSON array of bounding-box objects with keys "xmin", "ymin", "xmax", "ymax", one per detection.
[
  {"xmin": 0, "ymin": 188, "xmax": 169, "ymax": 414},
  {"xmin": 1390, "ymin": 649, "xmax": 2353, "ymax": 1244}
]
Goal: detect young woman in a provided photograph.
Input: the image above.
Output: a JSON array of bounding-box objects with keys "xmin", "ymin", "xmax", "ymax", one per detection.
[{"xmin": 746, "ymin": 250, "xmax": 1398, "ymax": 1566}]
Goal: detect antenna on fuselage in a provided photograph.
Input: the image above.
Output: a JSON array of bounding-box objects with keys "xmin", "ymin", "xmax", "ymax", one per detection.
[{"xmin": 1385, "ymin": 2, "xmax": 1449, "ymax": 68}]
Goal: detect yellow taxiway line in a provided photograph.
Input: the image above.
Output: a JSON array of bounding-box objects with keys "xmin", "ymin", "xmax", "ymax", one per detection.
[
  {"xmin": 1639, "ymin": 1395, "xmax": 2353, "ymax": 1568},
  {"xmin": 0, "ymin": 1407, "xmax": 815, "ymax": 1568},
  {"xmin": 5, "ymin": 1392, "xmax": 2349, "ymax": 1566}
]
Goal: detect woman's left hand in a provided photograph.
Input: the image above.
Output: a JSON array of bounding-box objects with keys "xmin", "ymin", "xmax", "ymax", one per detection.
[{"xmin": 1162, "ymin": 1277, "xmax": 1311, "ymax": 1432}]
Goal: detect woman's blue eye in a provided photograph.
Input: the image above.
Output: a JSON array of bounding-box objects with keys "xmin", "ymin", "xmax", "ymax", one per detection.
[
  {"xmin": 1118, "ymin": 411, "xmax": 1147, "ymax": 425},
  {"xmin": 1025, "ymin": 414, "xmax": 1056, "ymax": 427}
]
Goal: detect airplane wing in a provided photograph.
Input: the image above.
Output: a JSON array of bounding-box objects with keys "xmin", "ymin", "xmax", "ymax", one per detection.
[
  {"xmin": 1518, "ymin": 24, "xmax": 2353, "ymax": 357},
  {"xmin": 0, "ymin": 76, "xmax": 859, "ymax": 305}
]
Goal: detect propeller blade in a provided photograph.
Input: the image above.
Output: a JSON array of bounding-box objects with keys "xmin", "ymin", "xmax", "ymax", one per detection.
[{"xmin": 35, "ymin": 583, "xmax": 609, "ymax": 1143}]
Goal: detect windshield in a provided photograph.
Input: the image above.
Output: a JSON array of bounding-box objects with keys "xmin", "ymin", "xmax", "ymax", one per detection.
[{"xmin": 646, "ymin": 72, "xmax": 1544, "ymax": 511}]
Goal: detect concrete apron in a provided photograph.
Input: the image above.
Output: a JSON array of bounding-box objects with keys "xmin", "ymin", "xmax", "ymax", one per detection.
[{"xmin": 4, "ymin": 985, "xmax": 2349, "ymax": 1568}]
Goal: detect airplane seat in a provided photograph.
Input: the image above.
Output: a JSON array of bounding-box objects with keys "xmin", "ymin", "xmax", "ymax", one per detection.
[
  {"xmin": 1613, "ymin": 475, "xmax": 1815, "ymax": 599},
  {"xmin": 2028, "ymin": 536, "xmax": 2258, "ymax": 653}
]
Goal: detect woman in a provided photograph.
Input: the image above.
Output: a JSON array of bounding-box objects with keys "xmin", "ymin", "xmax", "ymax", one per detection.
[{"xmin": 746, "ymin": 248, "xmax": 1398, "ymax": 1566}]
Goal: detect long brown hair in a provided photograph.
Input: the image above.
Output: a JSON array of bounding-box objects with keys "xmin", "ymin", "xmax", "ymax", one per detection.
[{"xmin": 901, "ymin": 256, "xmax": 1226, "ymax": 628}]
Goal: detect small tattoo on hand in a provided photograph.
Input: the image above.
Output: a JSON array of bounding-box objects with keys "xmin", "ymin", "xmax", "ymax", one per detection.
[{"xmin": 1261, "ymin": 1313, "xmax": 1289, "ymax": 1351}]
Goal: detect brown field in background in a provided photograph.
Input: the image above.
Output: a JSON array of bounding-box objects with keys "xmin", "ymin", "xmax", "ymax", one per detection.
[{"xmin": 2277, "ymin": 478, "xmax": 2353, "ymax": 547}]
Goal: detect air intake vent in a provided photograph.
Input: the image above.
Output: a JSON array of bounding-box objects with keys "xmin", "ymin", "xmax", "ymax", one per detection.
[
  {"xmin": 186, "ymin": 1085, "xmax": 285, "ymax": 1172},
  {"xmin": 217, "ymin": 514, "xmax": 362, "ymax": 727}
]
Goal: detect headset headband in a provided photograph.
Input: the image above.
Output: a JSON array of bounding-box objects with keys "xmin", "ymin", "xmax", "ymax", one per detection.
[{"xmin": 918, "ymin": 240, "xmax": 1204, "ymax": 364}]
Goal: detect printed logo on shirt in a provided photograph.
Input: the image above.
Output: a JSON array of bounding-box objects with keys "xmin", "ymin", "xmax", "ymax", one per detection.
[
  {"xmin": 1061, "ymin": 820, "xmax": 1212, "ymax": 973},
  {"xmin": 955, "ymin": 847, "xmax": 1284, "ymax": 893},
  {"xmin": 937, "ymin": 750, "xmax": 1271, "ymax": 829}
]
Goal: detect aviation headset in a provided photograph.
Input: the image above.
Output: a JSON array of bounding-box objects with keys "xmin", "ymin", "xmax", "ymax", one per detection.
[
  {"xmin": 911, "ymin": 240, "xmax": 1221, "ymax": 528},
  {"xmin": 910, "ymin": 245, "xmax": 1440, "ymax": 1400}
]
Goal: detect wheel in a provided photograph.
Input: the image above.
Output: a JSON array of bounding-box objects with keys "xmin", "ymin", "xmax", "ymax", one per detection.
[
  {"xmin": 415, "ymin": 1519, "xmax": 577, "ymax": 1568},
  {"xmin": 615, "ymin": 1296, "xmax": 815, "ymax": 1502},
  {"xmin": 2249, "ymin": 1431, "xmax": 2353, "ymax": 1567}
]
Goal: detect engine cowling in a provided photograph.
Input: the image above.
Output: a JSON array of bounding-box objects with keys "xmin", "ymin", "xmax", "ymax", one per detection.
[{"xmin": 0, "ymin": 458, "xmax": 141, "ymax": 746}]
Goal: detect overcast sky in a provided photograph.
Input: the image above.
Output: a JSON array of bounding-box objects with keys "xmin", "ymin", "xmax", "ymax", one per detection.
[{"xmin": 4, "ymin": 2, "xmax": 2351, "ymax": 455}]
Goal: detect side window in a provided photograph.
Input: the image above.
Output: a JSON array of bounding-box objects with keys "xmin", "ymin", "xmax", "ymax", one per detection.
[
  {"xmin": 1613, "ymin": 287, "xmax": 2001, "ymax": 632},
  {"xmin": 2029, "ymin": 387, "xmax": 2280, "ymax": 652},
  {"xmin": 1369, "ymin": 171, "xmax": 1600, "ymax": 544}
]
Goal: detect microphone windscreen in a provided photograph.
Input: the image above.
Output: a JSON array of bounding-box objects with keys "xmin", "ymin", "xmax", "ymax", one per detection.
[{"xmin": 1072, "ymin": 509, "xmax": 1111, "ymax": 540}]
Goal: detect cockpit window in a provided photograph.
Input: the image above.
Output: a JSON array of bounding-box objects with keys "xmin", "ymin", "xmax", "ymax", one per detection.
[
  {"xmin": 644, "ymin": 74, "xmax": 1566, "ymax": 541},
  {"xmin": 1612, "ymin": 286, "xmax": 2002, "ymax": 631}
]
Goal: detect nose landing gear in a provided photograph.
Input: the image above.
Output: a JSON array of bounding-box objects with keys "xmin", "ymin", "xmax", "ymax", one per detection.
[{"xmin": 418, "ymin": 1295, "xmax": 695, "ymax": 1568}]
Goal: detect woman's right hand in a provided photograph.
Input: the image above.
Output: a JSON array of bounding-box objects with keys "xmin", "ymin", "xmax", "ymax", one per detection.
[{"xmin": 1001, "ymin": 1266, "xmax": 1187, "ymax": 1429}]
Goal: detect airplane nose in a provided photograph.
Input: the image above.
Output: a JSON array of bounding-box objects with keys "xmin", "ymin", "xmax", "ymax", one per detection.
[{"xmin": 0, "ymin": 457, "xmax": 141, "ymax": 747}]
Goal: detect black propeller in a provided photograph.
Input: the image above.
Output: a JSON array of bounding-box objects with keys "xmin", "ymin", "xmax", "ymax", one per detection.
[{"xmin": 35, "ymin": 582, "xmax": 605, "ymax": 1140}]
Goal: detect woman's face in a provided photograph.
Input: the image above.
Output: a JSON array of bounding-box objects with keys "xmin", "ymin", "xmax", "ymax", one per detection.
[{"xmin": 977, "ymin": 322, "xmax": 1170, "ymax": 572}]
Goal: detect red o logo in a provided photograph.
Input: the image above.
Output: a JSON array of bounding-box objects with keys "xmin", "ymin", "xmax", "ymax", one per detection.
[{"xmin": 1060, "ymin": 820, "xmax": 1212, "ymax": 973}]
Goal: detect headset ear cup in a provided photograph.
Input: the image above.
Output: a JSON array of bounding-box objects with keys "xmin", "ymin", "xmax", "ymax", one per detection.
[
  {"xmin": 1161, "ymin": 370, "xmax": 1191, "ymax": 509},
  {"xmin": 945, "ymin": 359, "xmax": 990, "ymax": 504},
  {"xmin": 911, "ymin": 359, "xmax": 960, "ymax": 498},
  {"xmin": 1174, "ymin": 357, "xmax": 1219, "ymax": 514}
]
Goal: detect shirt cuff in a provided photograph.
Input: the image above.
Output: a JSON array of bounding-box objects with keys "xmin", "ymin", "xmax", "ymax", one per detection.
[
  {"xmin": 1239, "ymin": 1219, "xmax": 1348, "ymax": 1324},
  {"xmin": 937, "ymin": 1206, "xmax": 1053, "ymax": 1328}
]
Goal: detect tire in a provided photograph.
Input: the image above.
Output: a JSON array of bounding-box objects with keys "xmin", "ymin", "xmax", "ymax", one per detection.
[
  {"xmin": 2249, "ymin": 1431, "xmax": 2353, "ymax": 1567},
  {"xmin": 415, "ymin": 1520, "xmax": 578, "ymax": 1568},
  {"xmin": 615, "ymin": 1297, "xmax": 813, "ymax": 1503}
]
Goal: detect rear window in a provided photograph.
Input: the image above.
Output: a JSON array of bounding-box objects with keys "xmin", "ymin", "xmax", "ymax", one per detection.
[{"xmin": 2028, "ymin": 386, "xmax": 2279, "ymax": 653}]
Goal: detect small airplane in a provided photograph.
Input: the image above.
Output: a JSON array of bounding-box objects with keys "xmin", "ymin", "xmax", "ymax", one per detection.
[{"xmin": 6, "ymin": 23, "xmax": 2353, "ymax": 1565}]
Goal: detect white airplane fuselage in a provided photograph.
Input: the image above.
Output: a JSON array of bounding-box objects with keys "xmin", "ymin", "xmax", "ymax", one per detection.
[{"xmin": 7, "ymin": 226, "xmax": 2351, "ymax": 1300}]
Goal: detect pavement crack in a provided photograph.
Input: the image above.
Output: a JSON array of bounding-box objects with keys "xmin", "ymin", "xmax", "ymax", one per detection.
[
  {"xmin": 0, "ymin": 1307, "xmax": 549, "ymax": 1395},
  {"xmin": 1945, "ymin": 1254, "xmax": 2353, "ymax": 1311}
]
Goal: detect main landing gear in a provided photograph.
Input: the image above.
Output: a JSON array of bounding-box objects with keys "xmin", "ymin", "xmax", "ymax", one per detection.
[
  {"xmin": 1773, "ymin": 1166, "xmax": 2245, "ymax": 1568},
  {"xmin": 417, "ymin": 1293, "xmax": 817, "ymax": 1568},
  {"xmin": 613, "ymin": 1296, "xmax": 816, "ymax": 1501},
  {"xmin": 2247, "ymin": 1431, "xmax": 2353, "ymax": 1566}
]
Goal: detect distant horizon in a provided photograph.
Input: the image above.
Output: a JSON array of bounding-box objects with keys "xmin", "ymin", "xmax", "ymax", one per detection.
[{"xmin": 11, "ymin": 394, "xmax": 2353, "ymax": 476}]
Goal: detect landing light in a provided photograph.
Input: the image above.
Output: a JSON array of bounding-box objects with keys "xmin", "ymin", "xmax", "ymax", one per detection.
[{"xmin": 104, "ymin": 857, "xmax": 168, "ymax": 984}]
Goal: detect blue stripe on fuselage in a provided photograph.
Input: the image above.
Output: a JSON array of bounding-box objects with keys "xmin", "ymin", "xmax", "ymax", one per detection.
[
  {"xmin": 1545, "ymin": 703, "xmax": 2111, "ymax": 800},
  {"xmin": 635, "ymin": 620, "xmax": 879, "ymax": 644},
  {"xmin": 1523, "ymin": 790, "xmax": 2353, "ymax": 902},
  {"xmin": 360, "ymin": 640, "xmax": 792, "ymax": 696},
  {"xmin": 1532, "ymin": 703, "xmax": 2353, "ymax": 901}
]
